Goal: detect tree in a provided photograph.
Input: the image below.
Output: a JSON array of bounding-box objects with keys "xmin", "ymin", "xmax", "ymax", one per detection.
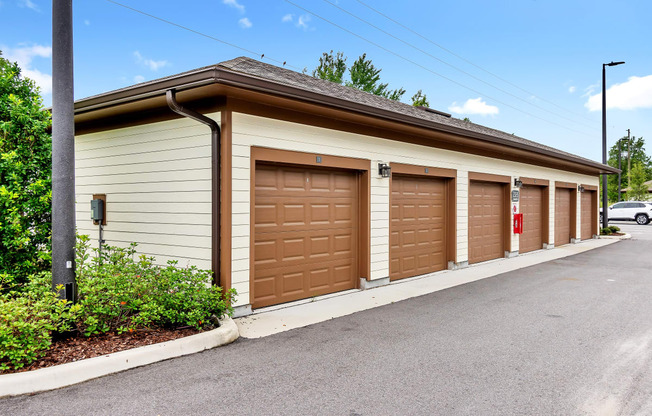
[
  {"xmin": 346, "ymin": 54, "xmax": 405, "ymax": 100},
  {"xmin": 411, "ymin": 89, "xmax": 429, "ymax": 107},
  {"xmin": 626, "ymin": 162, "xmax": 650, "ymax": 201},
  {"xmin": 312, "ymin": 51, "xmax": 405, "ymax": 101},
  {"xmin": 606, "ymin": 135, "xmax": 652, "ymax": 202},
  {"xmin": 311, "ymin": 50, "xmax": 347, "ymax": 84},
  {"xmin": 0, "ymin": 51, "xmax": 52, "ymax": 288}
]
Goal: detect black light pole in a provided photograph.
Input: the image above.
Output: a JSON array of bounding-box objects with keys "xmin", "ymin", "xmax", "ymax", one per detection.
[
  {"xmin": 52, "ymin": 0, "xmax": 77, "ymax": 301},
  {"xmin": 617, "ymin": 139, "xmax": 622, "ymax": 201},
  {"xmin": 602, "ymin": 61, "xmax": 625, "ymax": 231}
]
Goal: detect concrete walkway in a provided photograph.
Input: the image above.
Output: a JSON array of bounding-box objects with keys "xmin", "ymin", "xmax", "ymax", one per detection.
[{"xmin": 236, "ymin": 237, "xmax": 622, "ymax": 338}]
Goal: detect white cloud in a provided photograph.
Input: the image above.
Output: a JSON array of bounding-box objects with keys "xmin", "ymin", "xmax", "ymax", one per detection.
[
  {"xmin": 133, "ymin": 75, "xmax": 145, "ymax": 83},
  {"xmin": 296, "ymin": 14, "xmax": 311, "ymax": 30},
  {"xmin": 238, "ymin": 17, "xmax": 252, "ymax": 29},
  {"xmin": 18, "ymin": 0, "xmax": 39, "ymax": 11},
  {"xmin": 568, "ymin": 86, "xmax": 576, "ymax": 93},
  {"xmin": 585, "ymin": 75, "xmax": 652, "ymax": 112},
  {"xmin": 3, "ymin": 44, "xmax": 52, "ymax": 94},
  {"xmin": 448, "ymin": 97, "xmax": 499, "ymax": 116},
  {"xmin": 133, "ymin": 51, "xmax": 169, "ymax": 71},
  {"xmin": 282, "ymin": 14, "xmax": 293, "ymax": 22},
  {"xmin": 223, "ymin": 0, "xmax": 244, "ymax": 13},
  {"xmin": 582, "ymin": 83, "xmax": 598, "ymax": 98}
]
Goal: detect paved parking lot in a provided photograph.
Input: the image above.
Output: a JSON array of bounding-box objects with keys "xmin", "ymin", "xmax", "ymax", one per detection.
[
  {"xmin": 608, "ymin": 220, "xmax": 652, "ymax": 240},
  {"xmin": 2, "ymin": 232, "xmax": 651, "ymax": 415}
]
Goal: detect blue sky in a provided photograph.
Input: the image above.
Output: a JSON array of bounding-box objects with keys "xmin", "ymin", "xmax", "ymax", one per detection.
[{"xmin": 1, "ymin": 0, "xmax": 651, "ymax": 163}]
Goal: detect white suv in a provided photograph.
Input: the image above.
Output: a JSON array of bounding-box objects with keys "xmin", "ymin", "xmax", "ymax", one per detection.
[{"xmin": 600, "ymin": 201, "xmax": 652, "ymax": 225}]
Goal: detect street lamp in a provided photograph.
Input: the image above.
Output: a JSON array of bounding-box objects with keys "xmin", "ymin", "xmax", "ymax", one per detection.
[
  {"xmin": 617, "ymin": 138, "xmax": 623, "ymax": 201},
  {"xmin": 602, "ymin": 61, "xmax": 625, "ymax": 230}
]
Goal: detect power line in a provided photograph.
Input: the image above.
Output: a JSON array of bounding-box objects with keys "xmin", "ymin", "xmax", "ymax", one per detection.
[
  {"xmin": 355, "ymin": 0, "xmax": 596, "ymax": 124},
  {"xmin": 105, "ymin": 0, "xmax": 300, "ymax": 71},
  {"xmin": 321, "ymin": 0, "xmax": 597, "ymax": 132},
  {"xmin": 283, "ymin": 0, "xmax": 594, "ymax": 138}
]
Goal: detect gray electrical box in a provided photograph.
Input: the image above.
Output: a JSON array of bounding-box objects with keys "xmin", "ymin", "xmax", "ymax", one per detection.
[{"xmin": 91, "ymin": 199, "xmax": 104, "ymax": 222}]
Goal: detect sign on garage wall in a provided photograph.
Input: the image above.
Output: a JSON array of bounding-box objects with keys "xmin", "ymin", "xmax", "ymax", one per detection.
[{"xmin": 512, "ymin": 190, "xmax": 520, "ymax": 202}]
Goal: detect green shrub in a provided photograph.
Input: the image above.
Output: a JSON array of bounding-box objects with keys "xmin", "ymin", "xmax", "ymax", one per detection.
[
  {"xmin": 0, "ymin": 277, "xmax": 74, "ymax": 372},
  {"xmin": 608, "ymin": 225, "xmax": 620, "ymax": 233},
  {"xmin": 600, "ymin": 227, "xmax": 612, "ymax": 235},
  {"xmin": 74, "ymin": 235, "xmax": 235, "ymax": 336},
  {"xmin": 0, "ymin": 235, "xmax": 235, "ymax": 371}
]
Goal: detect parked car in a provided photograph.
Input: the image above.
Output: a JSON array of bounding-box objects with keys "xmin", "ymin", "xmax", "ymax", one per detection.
[{"xmin": 600, "ymin": 201, "xmax": 652, "ymax": 225}]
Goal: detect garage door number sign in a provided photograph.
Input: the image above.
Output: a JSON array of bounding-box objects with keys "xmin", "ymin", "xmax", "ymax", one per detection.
[{"xmin": 511, "ymin": 190, "xmax": 520, "ymax": 202}]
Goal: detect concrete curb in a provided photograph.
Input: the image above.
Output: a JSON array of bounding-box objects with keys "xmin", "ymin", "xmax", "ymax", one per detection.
[
  {"xmin": 0, "ymin": 317, "xmax": 239, "ymax": 398},
  {"xmin": 600, "ymin": 233, "xmax": 632, "ymax": 240}
]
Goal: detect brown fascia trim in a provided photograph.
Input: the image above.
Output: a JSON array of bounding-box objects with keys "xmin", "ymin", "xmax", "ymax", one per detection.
[{"xmin": 73, "ymin": 65, "xmax": 619, "ymax": 175}]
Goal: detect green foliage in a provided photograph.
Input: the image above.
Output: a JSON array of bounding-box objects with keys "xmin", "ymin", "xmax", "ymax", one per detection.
[
  {"xmin": 312, "ymin": 50, "xmax": 347, "ymax": 84},
  {"xmin": 346, "ymin": 53, "xmax": 405, "ymax": 101},
  {"xmin": 73, "ymin": 235, "xmax": 235, "ymax": 336},
  {"xmin": 626, "ymin": 162, "xmax": 650, "ymax": 201},
  {"xmin": 606, "ymin": 136, "xmax": 652, "ymax": 202},
  {"xmin": 411, "ymin": 89, "xmax": 429, "ymax": 107},
  {"xmin": 312, "ymin": 51, "xmax": 405, "ymax": 101},
  {"xmin": 0, "ymin": 277, "xmax": 74, "ymax": 372},
  {"xmin": 0, "ymin": 51, "xmax": 52, "ymax": 288},
  {"xmin": 600, "ymin": 225, "xmax": 620, "ymax": 236},
  {"xmin": 0, "ymin": 235, "xmax": 235, "ymax": 371}
]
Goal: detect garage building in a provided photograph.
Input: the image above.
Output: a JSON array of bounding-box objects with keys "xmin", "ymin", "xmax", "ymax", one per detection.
[{"xmin": 73, "ymin": 57, "xmax": 616, "ymax": 314}]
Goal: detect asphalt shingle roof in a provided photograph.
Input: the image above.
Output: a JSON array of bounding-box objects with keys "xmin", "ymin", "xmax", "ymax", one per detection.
[
  {"xmin": 75, "ymin": 55, "xmax": 609, "ymax": 170},
  {"xmin": 217, "ymin": 56, "xmax": 601, "ymax": 166}
]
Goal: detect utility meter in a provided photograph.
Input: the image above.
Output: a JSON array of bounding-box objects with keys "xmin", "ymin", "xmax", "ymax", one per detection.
[{"xmin": 91, "ymin": 198, "xmax": 104, "ymax": 223}]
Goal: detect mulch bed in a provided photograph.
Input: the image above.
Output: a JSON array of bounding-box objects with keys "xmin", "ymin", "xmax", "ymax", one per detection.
[{"xmin": 5, "ymin": 327, "xmax": 201, "ymax": 375}]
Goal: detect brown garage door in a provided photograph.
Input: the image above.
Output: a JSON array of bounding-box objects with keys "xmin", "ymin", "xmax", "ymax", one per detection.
[
  {"xmin": 469, "ymin": 181, "xmax": 505, "ymax": 264},
  {"xmin": 253, "ymin": 164, "xmax": 358, "ymax": 309},
  {"xmin": 581, "ymin": 191, "xmax": 595, "ymax": 240},
  {"xmin": 519, "ymin": 185, "xmax": 544, "ymax": 253},
  {"xmin": 390, "ymin": 175, "xmax": 446, "ymax": 281},
  {"xmin": 555, "ymin": 188, "xmax": 571, "ymax": 246}
]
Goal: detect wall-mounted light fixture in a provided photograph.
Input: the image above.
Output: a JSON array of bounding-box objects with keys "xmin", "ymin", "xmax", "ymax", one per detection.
[
  {"xmin": 378, "ymin": 163, "xmax": 391, "ymax": 178},
  {"xmin": 578, "ymin": 185, "xmax": 585, "ymax": 193},
  {"xmin": 514, "ymin": 178, "xmax": 523, "ymax": 188}
]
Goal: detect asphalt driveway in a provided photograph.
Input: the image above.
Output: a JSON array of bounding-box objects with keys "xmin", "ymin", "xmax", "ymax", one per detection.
[{"xmin": 2, "ymin": 236, "xmax": 651, "ymax": 415}]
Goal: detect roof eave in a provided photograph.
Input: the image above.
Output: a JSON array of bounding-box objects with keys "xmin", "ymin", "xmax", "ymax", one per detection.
[{"xmin": 73, "ymin": 65, "xmax": 617, "ymax": 175}]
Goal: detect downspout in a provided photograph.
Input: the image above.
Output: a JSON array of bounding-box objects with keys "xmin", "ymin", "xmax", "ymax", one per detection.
[{"xmin": 166, "ymin": 89, "xmax": 221, "ymax": 286}]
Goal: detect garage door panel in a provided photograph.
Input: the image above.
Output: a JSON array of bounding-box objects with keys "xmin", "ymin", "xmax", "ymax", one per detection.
[
  {"xmin": 555, "ymin": 188, "xmax": 571, "ymax": 246},
  {"xmin": 255, "ymin": 233, "xmax": 355, "ymax": 269},
  {"xmin": 283, "ymin": 272, "xmax": 305, "ymax": 294},
  {"xmin": 519, "ymin": 185, "xmax": 544, "ymax": 253},
  {"xmin": 255, "ymin": 198, "xmax": 355, "ymax": 233},
  {"xmin": 333, "ymin": 264, "xmax": 354, "ymax": 284},
  {"xmin": 392, "ymin": 252, "xmax": 445, "ymax": 279},
  {"xmin": 469, "ymin": 181, "xmax": 505, "ymax": 264},
  {"xmin": 254, "ymin": 257, "xmax": 357, "ymax": 308},
  {"xmin": 254, "ymin": 164, "xmax": 358, "ymax": 308},
  {"xmin": 310, "ymin": 269, "xmax": 329, "ymax": 290},
  {"xmin": 581, "ymin": 191, "xmax": 594, "ymax": 240},
  {"xmin": 390, "ymin": 175, "xmax": 447, "ymax": 280}
]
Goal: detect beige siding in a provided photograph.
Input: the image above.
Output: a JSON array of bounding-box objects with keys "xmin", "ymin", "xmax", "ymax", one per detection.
[
  {"xmin": 75, "ymin": 114, "xmax": 219, "ymax": 271},
  {"xmin": 76, "ymin": 109, "xmax": 599, "ymax": 310},
  {"xmin": 230, "ymin": 113, "xmax": 598, "ymax": 306}
]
